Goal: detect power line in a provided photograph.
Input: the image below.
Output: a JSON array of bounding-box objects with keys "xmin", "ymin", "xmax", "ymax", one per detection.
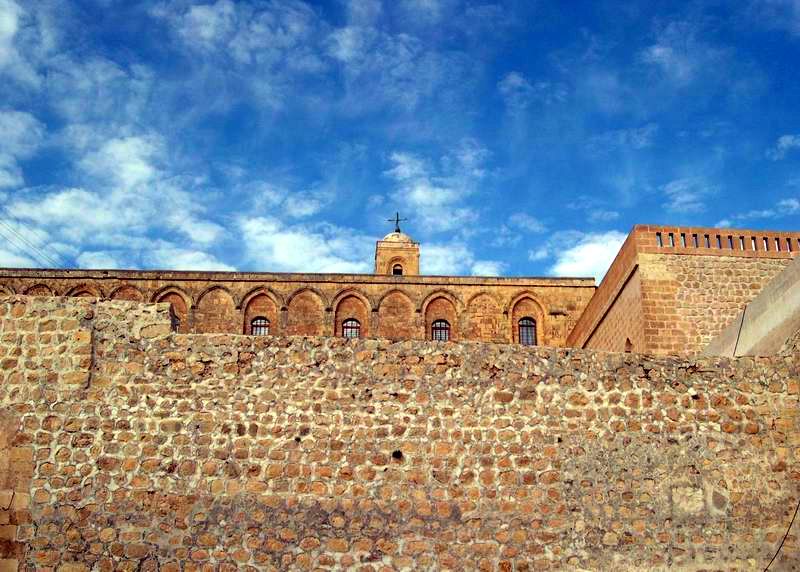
[
  {"xmin": 0, "ymin": 206, "xmax": 63, "ymax": 268},
  {"xmin": 0, "ymin": 225, "xmax": 55, "ymax": 268},
  {"xmin": 0, "ymin": 219, "xmax": 62, "ymax": 268}
]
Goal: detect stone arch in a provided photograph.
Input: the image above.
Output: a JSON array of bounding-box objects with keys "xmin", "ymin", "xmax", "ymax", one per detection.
[
  {"xmin": 151, "ymin": 285, "xmax": 193, "ymax": 307},
  {"xmin": 377, "ymin": 289, "xmax": 417, "ymax": 340},
  {"xmin": 109, "ymin": 285, "xmax": 145, "ymax": 301},
  {"xmin": 194, "ymin": 286, "xmax": 238, "ymax": 333},
  {"xmin": 334, "ymin": 293, "xmax": 370, "ymax": 337},
  {"xmin": 0, "ymin": 284, "xmax": 13, "ymax": 295},
  {"xmin": 238, "ymin": 286, "xmax": 285, "ymax": 312},
  {"xmin": 509, "ymin": 293, "xmax": 546, "ymax": 345},
  {"xmin": 424, "ymin": 295, "xmax": 458, "ymax": 341},
  {"xmin": 286, "ymin": 288, "xmax": 325, "ymax": 336},
  {"xmin": 385, "ymin": 256, "xmax": 407, "ymax": 275},
  {"xmin": 65, "ymin": 283, "xmax": 103, "ymax": 298},
  {"xmin": 419, "ymin": 289, "xmax": 462, "ymax": 314},
  {"xmin": 286, "ymin": 286, "xmax": 330, "ymax": 311},
  {"xmin": 155, "ymin": 291, "xmax": 190, "ymax": 333},
  {"xmin": 243, "ymin": 292, "xmax": 280, "ymax": 335},
  {"xmin": 23, "ymin": 284, "xmax": 52, "ymax": 296},
  {"xmin": 466, "ymin": 292, "xmax": 505, "ymax": 343}
]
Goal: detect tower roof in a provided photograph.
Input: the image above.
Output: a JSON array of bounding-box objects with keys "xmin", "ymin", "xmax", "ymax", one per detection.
[{"xmin": 381, "ymin": 231, "xmax": 415, "ymax": 243}]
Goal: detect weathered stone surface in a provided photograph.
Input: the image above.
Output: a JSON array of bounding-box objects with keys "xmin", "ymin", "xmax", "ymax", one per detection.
[{"xmin": 0, "ymin": 295, "xmax": 798, "ymax": 570}]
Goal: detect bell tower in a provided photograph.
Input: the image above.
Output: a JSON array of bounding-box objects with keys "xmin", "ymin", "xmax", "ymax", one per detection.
[{"xmin": 375, "ymin": 213, "xmax": 420, "ymax": 276}]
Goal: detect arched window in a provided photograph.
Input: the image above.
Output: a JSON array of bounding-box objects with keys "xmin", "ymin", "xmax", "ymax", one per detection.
[
  {"xmin": 392, "ymin": 264, "xmax": 403, "ymax": 276},
  {"xmin": 431, "ymin": 319, "xmax": 450, "ymax": 341},
  {"xmin": 518, "ymin": 317, "xmax": 536, "ymax": 346},
  {"xmin": 342, "ymin": 318, "xmax": 361, "ymax": 338},
  {"xmin": 251, "ymin": 317, "xmax": 269, "ymax": 336},
  {"xmin": 624, "ymin": 338, "xmax": 633, "ymax": 353}
]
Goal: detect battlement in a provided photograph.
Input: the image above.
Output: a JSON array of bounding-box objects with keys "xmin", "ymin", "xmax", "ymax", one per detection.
[{"xmin": 567, "ymin": 224, "xmax": 800, "ymax": 354}]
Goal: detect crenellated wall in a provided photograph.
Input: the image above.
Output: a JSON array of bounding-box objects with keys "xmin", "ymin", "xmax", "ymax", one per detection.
[
  {"xmin": 568, "ymin": 225, "xmax": 800, "ymax": 354},
  {"xmin": 1, "ymin": 295, "xmax": 799, "ymax": 570}
]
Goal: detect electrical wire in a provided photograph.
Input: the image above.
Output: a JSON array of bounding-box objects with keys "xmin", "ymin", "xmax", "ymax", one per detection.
[
  {"xmin": 0, "ymin": 224, "xmax": 60, "ymax": 268},
  {"xmin": 764, "ymin": 495, "xmax": 800, "ymax": 571},
  {"xmin": 0, "ymin": 208, "xmax": 63, "ymax": 268}
]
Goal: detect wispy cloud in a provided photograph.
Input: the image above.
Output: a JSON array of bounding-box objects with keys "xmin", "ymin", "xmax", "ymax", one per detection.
[
  {"xmin": 498, "ymin": 71, "xmax": 568, "ymax": 110},
  {"xmin": 641, "ymin": 21, "xmax": 726, "ymax": 86},
  {"xmin": 384, "ymin": 139, "xmax": 489, "ymax": 233},
  {"xmin": 420, "ymin": 241, "xmax": 505, "ymax": 276},
  {"xmin": 0, "ymin": 110, "xmax": 45, "ymax": 188},
  {"xmin": 661, "ymin": 177, "xmax": 718, "ymax": 213},
  {"xmin": 766, "ymin": 134, "xmax": 800, "ymax": 160},
  {"xmin": 587, "ymin": 123, "xmax": 659, "ymax": 154},
  {"xmin": 717, "ymin": 197, "xmax": 800, "ymax": 226}
]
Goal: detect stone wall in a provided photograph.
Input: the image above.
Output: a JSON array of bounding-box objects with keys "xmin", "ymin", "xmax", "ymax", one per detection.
[
  {"xmin": 1, "ymin": 295, "xmax": 799, "ymax": 570},
  {"xmin": 569, "ymin": 225, "xmax": 800, "ymax": 354},
  {"xmin": 0, "ymin": 269, "xmax": 596, "ymax": 348}
]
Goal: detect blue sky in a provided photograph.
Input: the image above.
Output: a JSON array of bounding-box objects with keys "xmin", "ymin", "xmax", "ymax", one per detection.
[{"xmin": 1, "ymin": 0, "xmax": 799, "ymax": 280}]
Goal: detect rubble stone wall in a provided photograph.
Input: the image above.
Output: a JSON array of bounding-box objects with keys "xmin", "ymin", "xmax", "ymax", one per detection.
[{"xmin": 1, "ymin": 296, "xmax": 799, "ymax": 571}]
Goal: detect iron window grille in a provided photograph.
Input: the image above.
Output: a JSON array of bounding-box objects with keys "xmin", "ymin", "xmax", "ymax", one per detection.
[
  {"xmin": 431, "ymin": 319, "xmax": 450, "ymax": 341},
  {"xmin": 251, "ymin": 317, "xmax": 269, "ymax": 336},
  {"xmin": 518, "ymin": 317, "xmax": 537, "ymax": 346},
  {"xmin": 342, "ymin": 318, "xmax": 361, "ymax": 338}
]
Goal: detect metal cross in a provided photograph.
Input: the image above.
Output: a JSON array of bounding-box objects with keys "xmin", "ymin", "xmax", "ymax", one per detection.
[{"xmin": 387, "ymin": 212, "xmax": 408, "ymax": 233}]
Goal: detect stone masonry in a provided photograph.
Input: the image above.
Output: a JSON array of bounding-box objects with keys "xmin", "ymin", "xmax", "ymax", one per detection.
[
  {"xmin": 568, "ymin": 225, "xmax": 800, "ymax": 354},
  {"xmin": 1, "ymin": 295, "xmax": 799, "ymax": 570}
]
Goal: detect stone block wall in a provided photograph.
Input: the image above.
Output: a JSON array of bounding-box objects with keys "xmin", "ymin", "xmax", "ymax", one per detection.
[
  {"xmin": 0, "ymin": 270, "xmax": 596, "ymax": 348},
  {"xmin": 1, "ymin": 296, "xmax": 800, "ymax": 570},
  {"xmin": 569, "ymin": 225, "xmax": 800, "ymax": 354}
]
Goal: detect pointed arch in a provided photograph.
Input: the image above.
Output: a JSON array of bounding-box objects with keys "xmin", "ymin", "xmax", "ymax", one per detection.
[
  {"xmin": 285, "ymin": 286, "xmax": 330, "ymax": 311},
  {"xmin": 65, "ymin": 283, "xmax": 104, "ymax": 298},
  {"xmin": 194, "ymin": 286, "xmax": 238, "ymax": 333},
  {"xmin": 151, "ymin": 285, "xmax": 193, "ymax": 308},
  {"xmin": 423, "ymin": 294, "xmax": 459, "ymax": 342},
  {"xmin": 243, "ymin": 291, "xmax": 280, "ymax": 335},
  {"xmin": 508, "ymin": 292, "xmax": 546, "ymax": 345},
  {"xmin": 238, "ymin": 286, "xmax": 285, "ymax": 311},
  {"xmin": 153, "ymin": 288, "xmax": 190, "ymax": 334},
  {"xmin": 109, "ymin": 284, "xmax": 145, "ymax": 301},
  {"xmin": 0, "ymin": 284, "xmax": 14, "ymax": 295},
  {"xmin": 22, "ymin": 283, "xmax": 52, "ymax": 296},
  {"xmin": 333, "ymin": 292, "xmax": 371, "ymax": 337},
  {"xmin": 504, "ymin": 291, "xmax": 546, "ymax": 316},
  {"xmin": 419, "ymin": 289, "xmax": 462, "ymax": 314},
  {"xmin": 377, "ymin": 288, "xmax": 418, "ymax": 310},
  {"xmin": 377, "ymin": 289, "xmax": 417, "ymax": 340},
  {"xmin": 331, "ymin": 288, "xmax": 374, "ymax": 313},
  {"xmin": 286, "ymin": 287, "xmax": 325, "ymax": 336}
]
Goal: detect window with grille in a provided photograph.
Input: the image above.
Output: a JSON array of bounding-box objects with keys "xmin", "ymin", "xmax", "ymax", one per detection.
[
  {"xmin": 431, "ymin": 319, "xmax": 450, "ymax": 341},
  {"xmin": 342, "ymin": 318, "xmax": 361, "ymax": 338},
  {"xmin": 392, "ymin": 264, "xmax": 403, "ymax": 275},
  {"xmin": 518, "ymin": 317, "xmax": 536, "ymax": 346},
  {"xmin": 251, "ymin": 317, "xmax": 269, "ymax": 336}
]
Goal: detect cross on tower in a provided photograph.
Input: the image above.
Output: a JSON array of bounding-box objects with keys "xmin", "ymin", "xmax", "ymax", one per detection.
[{"xmin": 387, "ymin": 212, "xmax": 408, "ymax": 233}]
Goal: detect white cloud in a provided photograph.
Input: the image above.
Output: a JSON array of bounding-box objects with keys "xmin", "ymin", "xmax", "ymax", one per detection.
[
  {"xmin": 766, "ymin": 134, "xmax": 800, "ymax": 160},
  {"xmin": 717, "ymin": 197, "xmax": 800, "ymax": 225},
  {"xmin": 498, "ymin": 71, "xmax": 567, "ymax": 109},
  {"xmin": 508, "ymin": 213, "xmax": 546, "ymax": 233},
  {"xmin": 0, "ymin": 109, "xmax": 45, "ymax": 188},
  {"xmin": 0, "ymin": 246, "xmax": 37, "ymax": 267},
  {"xmin": 661, "ymin": 177, "xmax": 717, "ymax": 214},
  {"xmin": 144, "ymin": 243, "xmax": 235, "ymax": 272},
  {"xmin": 471, "ymin": 260, "xmax": 505, "ymax": 276},
  {"xmin": 548, "ymin": 231, "xmax": 626, "ymax": 281},
  {"xmin": 76, "ymin": 251, "xmax": 121, "ymax": 269},
  {"xmin": 641, "ymin": 22, "xmax": 724, "ymax": 86},
  {"xmin": 239, "ymin": 216, "xmax": 372, "ymax": 273},
  {"xmin": 749, "ymin": 0, "xmax": 800, "ymax": 36},
  {"xmin": 587, "ymin": 123, "xmax": 658, "ymax": 153},
  {"xmin": 384, "ymin": 140, "xmax": 488, "ymax": 233},
  {"xmin": 80, "ymin": 135, "xmax": 161, "ymax": 190},
  {"xmin": 588, "ymin": 209, "xmax": 620, "ymax": 223},
  {"xmin": 419, "ymin": 241, "xmax": 504, "ymax": 276}
]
